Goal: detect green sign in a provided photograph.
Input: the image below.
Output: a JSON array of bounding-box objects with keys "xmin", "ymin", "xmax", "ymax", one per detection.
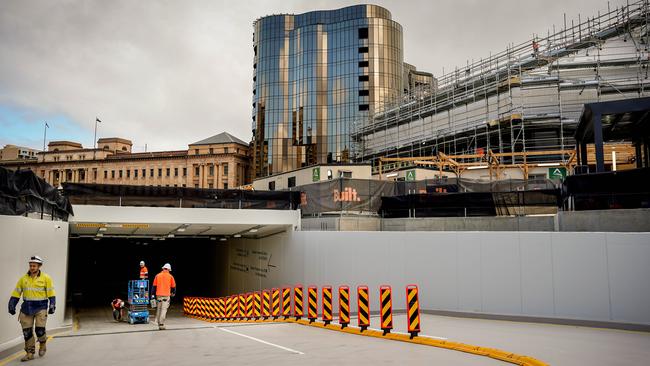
[
  {"xmin": 312, "ymin": 167, "xmax": 320, "ymax": 182},
  {"xmin": 548, "ymin": 167, "xmax": 567, "ymax": 180},
  {"xmin": 405, "ymin": 170, "xmax": 416, "ymax": 181}
]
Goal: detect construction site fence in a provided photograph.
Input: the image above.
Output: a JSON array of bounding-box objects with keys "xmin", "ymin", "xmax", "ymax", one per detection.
[
  {"xmin": 294, "ymin": 177, "xmax": 559, "ymax": 216},
  {"xmin": 63, "ymin": 183, "xmax": 301, "ymax": 210},
  {"xmin": 0, "ymin": 166, "xmax": 73, "ymax": 220},
  {"xmin": 380, "ymin": 190, "xmax": 561, "ymax": 218},
  {"xmin": 563, "ymin": 167, "xmax": 650, "ymax": 210}
]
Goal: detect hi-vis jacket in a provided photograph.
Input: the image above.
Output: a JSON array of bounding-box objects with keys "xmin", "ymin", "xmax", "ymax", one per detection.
[{"xmin": 9, "ymin": 271, "xmax": 56, "ymax": 315}]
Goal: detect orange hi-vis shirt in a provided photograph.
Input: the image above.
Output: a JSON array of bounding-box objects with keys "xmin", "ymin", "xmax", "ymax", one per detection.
[
  {"xmin": 153, "ymin": 271, "xmax": 176, "ymax": 296},
  {"xmin": 140, "ymin": 266, "xmax": 149, "ymax": 279}
]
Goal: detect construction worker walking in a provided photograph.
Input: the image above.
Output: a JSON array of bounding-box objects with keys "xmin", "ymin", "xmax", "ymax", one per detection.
[
  {"xmin": 151, "ymin": 263, "xmax": 176, "ymax": 330},
  {"xmin": 7, "ymin": 256, "xmax": 56, "ymax": 362},
  {"xmin": 139, "ymin": 261, "xmax": 148, "ymax": 280}
]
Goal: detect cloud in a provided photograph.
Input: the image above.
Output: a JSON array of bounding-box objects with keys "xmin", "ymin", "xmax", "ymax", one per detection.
[{"xmin": 0, "ymin": 0, "xmax": 618, "ymax": 151}]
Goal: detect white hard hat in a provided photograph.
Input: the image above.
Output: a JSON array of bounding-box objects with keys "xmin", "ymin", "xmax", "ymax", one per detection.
[
  {"xmin": 162, "ymin": 263, "xmax": 171, "ymax": 271},
  {"xmin": 29, "ymin": 255, "xmax": 44, "ymax": 264},
  {"xmin": 140, "ymin": 261, "xmax": 145, "ymax": 266}
]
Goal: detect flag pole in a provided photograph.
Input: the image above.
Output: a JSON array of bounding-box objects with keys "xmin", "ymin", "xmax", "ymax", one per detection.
[
  {"xmin": 93, "ymin": 117, "xmax": 101, "ymax": 160},
  {"xmin": 42, "ymin": 122, "xmax": 48, "ymax": 152}
]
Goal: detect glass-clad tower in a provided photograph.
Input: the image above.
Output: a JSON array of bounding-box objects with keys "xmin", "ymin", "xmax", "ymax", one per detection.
[{"xmin": 251, "ymin": 5, "xmax": 405, "ymax": 178}]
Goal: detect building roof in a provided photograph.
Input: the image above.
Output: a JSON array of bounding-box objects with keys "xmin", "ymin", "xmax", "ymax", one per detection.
[{"xmin": 190, "ymin": 132, "xmax": 248, "ymax": 146}]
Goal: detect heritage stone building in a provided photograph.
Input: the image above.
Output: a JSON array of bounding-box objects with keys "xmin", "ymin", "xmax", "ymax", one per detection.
[{"xmin": 0, "ymin": 132, "xmax": 251, "ymax": 189}]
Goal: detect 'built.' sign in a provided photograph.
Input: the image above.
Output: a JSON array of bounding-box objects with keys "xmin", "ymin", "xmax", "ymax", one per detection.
[{"xmin": 333, "ymin": 187, "xmax": 361, "ymax": 202}]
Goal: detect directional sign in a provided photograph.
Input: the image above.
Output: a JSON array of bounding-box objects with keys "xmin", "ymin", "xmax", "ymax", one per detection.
[
  {"xmin": 405, "ymin": 170, "xmax": 416, "ymax": 181},
  {"xmin": 312, "ymin": 167, "xmax": 320, "ymax": 182},
  {"xmin": 548, "ymin": 167, "xmax": 567, "ymax": 180}
]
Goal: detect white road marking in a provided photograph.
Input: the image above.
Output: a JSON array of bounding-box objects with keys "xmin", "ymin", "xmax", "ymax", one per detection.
[{"xmin": 219, "ymin": 327, "xmax": 305, "ymax": 355}]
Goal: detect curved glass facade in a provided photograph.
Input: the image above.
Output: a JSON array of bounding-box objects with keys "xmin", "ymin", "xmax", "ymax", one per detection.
[{"xmin": 252, "ymin": 5, "xmax": 404, "ymax": 177}]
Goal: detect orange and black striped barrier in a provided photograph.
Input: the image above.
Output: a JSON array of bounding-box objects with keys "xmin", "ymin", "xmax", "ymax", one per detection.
[
  {"xmin": 406, "ymin": 284, "xmax": 421, "ymax": 339},
  {"xmin": 225, "ymin": 296, "xmax": 232, "ymax": 319},
  {"xmin": 208, "ymin": 298, "xmax": 218, "ymax": 320},
  {"xmin": 380, "ymin": 285, "xmax": 393, "ymax": 335},
  {"xmin": 232, "ymin": 295, "xmax": 239, "ymax": 320},
  {"xmin": 253, "ymin": 291, "xmax": 261, "ymax": 319},
  {"xmin": 246, "ymin": 293, "xmax": 254, "ymax": 319},
  {"xmin": 238, "ymin": 294, "xmax": 246, "ymax": 320},
  {"xmin": 307, "ymin": 286, "xmax": 318, "ymax": 323},
  {"xmin": 338, "ymin": 286, "xmax": 350, "ymax": 329},
  {"xmin": 357, "ymin": 285, "xmax": 370, "ymax": 332},
  {"xmin": 218, "ymin": 297, "xmax": 225, "ymax": 320},
  {"xmin": 322, "ymin": 286, "xmax": 333, "ymax": 326},
  {"xmin": 262, "ymin": 289, "xmax": 271, "ymax": 319},
  {"xmin": 271, "ymin": 288, "xmax": 281, "ymax": 319},
  {"xmin": 293, "ymin": 285, "xmax": 304, "ymax": 320},
  {"xmin": 282, "ymin": 287, "xmax": 291, "ymax": 319}
]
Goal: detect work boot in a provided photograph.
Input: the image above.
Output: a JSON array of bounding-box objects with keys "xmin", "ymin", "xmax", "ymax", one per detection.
[
  {"xmin": 158, "ymin": 324, "xmax": 166, "ymax": 330},
  {"xmin": 20, "ymin": 353, "xmax": 35, "ymax": 362},
  {"xmin": 38, "ymin": 342, "xmax": 46, "ymax": 357}
]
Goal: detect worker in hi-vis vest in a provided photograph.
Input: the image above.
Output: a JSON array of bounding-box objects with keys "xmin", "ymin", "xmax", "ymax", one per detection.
[
  {"xmin": 7, "ymin": 255, "xmax": 56, "ymax": 362},
  {"xmin": 152, "ymin": 263, "xmax": 176, "ymax": 330},
  {"xmin": 139, "ymin": 261, "xmax": 148, "ymax": 280}
]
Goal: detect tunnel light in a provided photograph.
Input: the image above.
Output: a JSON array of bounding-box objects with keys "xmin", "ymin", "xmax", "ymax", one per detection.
[
  {"xmin": 233, "ymin": 234, "xmax": 242, "ymax": 238},
  {"xmin": 220, "ymin": 237, "xmax": 227, "ymax": 241},
  {"xmin": 210, "ymin": 237, "xmax": 217, "ymax": 241},
  {"xmin": 249, "ymin": 228, "xmax": 258, "ymax": 233},
  {"xmin": 177, "ymin": 228, "xmax": 186, "ymax": 232},
  {"xmin": 96, "ymin": 233, "xmax": 104, "ymax": 237},
  {"xmin": 167, "ymin": 234, "xmax": 175, "ymax": 238},
  {"xmin": 159, "ymin": 237, "xmax": 166, "ymax": 241},
  {"xmin": 93, "ymin": 237, "xmax": 101, "ymax": 241},
  {"xmin": 98, "ymin": 227, "xmax": 107, "ymax": 232}
]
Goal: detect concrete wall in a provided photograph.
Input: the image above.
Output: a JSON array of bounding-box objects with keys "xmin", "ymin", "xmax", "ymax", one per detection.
[
  {"xmin": 0, "ymin": 216, "xmax": 69, "ymax": 351},
  {"xmin": 301, "ymin": 209, "xmax": 650, "ymax": 232},
  {"xmin": 381, "ymin": 216, "xmax": 556, "ymax": 232},
  {"xmin": 226, "ymin": 231, "xmax": 650, "ymax": 327},
  {"xmin": 558, "ymin": 208, "xmax": 650, "ymax": 232}
]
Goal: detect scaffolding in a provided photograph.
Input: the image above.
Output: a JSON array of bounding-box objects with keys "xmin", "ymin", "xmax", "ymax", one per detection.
[{"xmin": 352, "ymin": 0, "xmax": 650, "ymax": 173}]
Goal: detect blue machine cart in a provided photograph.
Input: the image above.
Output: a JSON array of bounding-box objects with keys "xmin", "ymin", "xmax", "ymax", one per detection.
[{"xmin": 127, "ymin": 280, "xmax": 150, "ymax": 324}]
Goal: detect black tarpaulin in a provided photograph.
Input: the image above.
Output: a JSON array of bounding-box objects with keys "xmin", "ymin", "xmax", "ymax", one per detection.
[{"xmin": 0, "ymin": 166, "xmax": 73, "ymax": 219}]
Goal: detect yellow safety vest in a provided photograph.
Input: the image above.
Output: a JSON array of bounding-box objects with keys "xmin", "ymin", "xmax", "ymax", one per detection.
[{"xmin": 11, "ymin": 271, "xmax": 56, "ymax": 301}]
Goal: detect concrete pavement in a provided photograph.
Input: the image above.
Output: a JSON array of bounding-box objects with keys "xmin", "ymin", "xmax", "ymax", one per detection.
[{"xmin": 2, "ymin": 307, "xmax": 650, "ymax": 365}]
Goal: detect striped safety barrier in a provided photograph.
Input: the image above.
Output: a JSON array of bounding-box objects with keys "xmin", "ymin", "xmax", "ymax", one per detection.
[
  {"xmin": 246, "ymin": 293, "xmax": 254, "ymax": 319},
  {"xmin": 293, "ymin": 285, "xmax": 304, "ymax": 319},
  {"xmin": 262, "ymin": 289, "xmax": 271, "ymax": 319},
  {"xmin": 322, "ymin": 286, "xmax": 333, "ymax": 326},
  {"xmin": 338, "ymin": 285, "xmax": 350, "ymax": 329},
  {"xmin": 253, "ymin": 291, "xmax": 261, "ymax": 319},
  {"xmin": 357, "ymin": 285, "xmax": 370, "ymax": 332},
  {"xmin": 406, "ymin": 284, "xmax": 421, "ymax": 339},
  {"xmin": 307, "ymin": 286, "xmax": 318, "ymax": 323},
  {"xmin": 271, "ymin": 288, "xmax": 281, "ymax": 319},
  {"xmin": 380, "ymin": 285, "xmax": 393, "ymax": 335},
  {"xmin": 282, "ymin": 287, "xmax": 291, "ymax": 319}
]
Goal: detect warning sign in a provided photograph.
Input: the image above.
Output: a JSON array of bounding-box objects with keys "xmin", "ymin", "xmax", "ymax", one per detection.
[
  {"xmin": 312, "ymin": 167, "xmax": 320, "ymax": 182},
  {"xmin": 548, "ymin": 167, "xmax": 567, "ymax": 180},
  {"xmin": 405, "ymin": 170, "xmax": 416, "ymax": 181}
]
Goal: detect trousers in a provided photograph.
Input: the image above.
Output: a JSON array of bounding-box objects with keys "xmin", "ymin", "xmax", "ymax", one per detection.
[
  {"xmin": 155, "ymin": 296, "xmax": 170, "ymax": 325},
  {"xmin": 19, "ymin": 310, "xmax": 48, "ymax": 354}
]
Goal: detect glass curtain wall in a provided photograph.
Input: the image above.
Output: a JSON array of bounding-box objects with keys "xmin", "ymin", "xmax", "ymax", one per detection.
[{"xmin": 252, "ymin": 5, "xmax": 404, "ymax": 177}]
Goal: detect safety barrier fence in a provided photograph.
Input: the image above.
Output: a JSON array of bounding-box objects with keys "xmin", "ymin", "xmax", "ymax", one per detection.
[
  {"xmin": 183, "ymin": 284, "xmax": 420, "ymax": 337},
  {"xmin": 183, "ymin": 284, "xmax": 548, "ymax": 366}
]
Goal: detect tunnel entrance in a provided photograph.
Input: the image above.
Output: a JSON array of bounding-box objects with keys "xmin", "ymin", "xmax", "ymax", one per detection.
[{"xmin": 67, "ymin": 237, "xmax": 229, "ymax": 307}]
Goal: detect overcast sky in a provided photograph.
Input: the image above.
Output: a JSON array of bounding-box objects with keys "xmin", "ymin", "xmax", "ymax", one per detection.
[{"xmin": 0, "ymin": 0, "xmax": 623, "ymax": 152}]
